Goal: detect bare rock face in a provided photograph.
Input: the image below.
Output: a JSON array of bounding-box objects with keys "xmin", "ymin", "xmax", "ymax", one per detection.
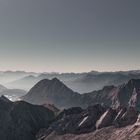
[
  {"xmin": 113, "ymin": 106, "xmax": 127, "ymax": 126},
  {"xmin": 0, "ymin": 100, "xmax": 135, "ymax": 140},
  {"xmin": 0, "ymin": 96, "xmax": 55, "ymax": 140},
  {"xmin": 114, "ymin": 107, "xmax": 139, "ymax": 127},
  {"xmin": 37, "ymin": 104, "xmax": 139, "ymax": 140},
  {"xmin": 37, "ymin": 104, "xmax": 106, "ymax": 138},
  {"xmin": 112, "ymin": 79, "xmax": 140, "ymax": 109},
  {"xmin": 41, "ymin": 125, "xmax": 140, "ymax": 140},
  {"xmin": 96, "ymin": 108, "xmax": 117, "ymax": 129}
]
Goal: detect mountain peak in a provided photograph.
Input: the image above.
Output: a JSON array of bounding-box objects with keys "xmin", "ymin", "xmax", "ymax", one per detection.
[
  {"xmin": 0, "ymin": 95, "xmax": 11, "ymax": 103},
  {"xmin": 51, "ymin": 78, "xmax": 62, "ymax": 84},
  {"xmin": 22, "ymin": 78, "xmax": 81, "ymax": 108},
  {"xmin": 52, "ymin": 77, "xmax": 60, "ymax": 81}
]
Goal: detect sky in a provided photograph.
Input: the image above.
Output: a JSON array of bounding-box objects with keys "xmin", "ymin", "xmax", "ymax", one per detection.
[{"xmin": 0, "ymin": 0, "xmax": 140, "ymax": 73}]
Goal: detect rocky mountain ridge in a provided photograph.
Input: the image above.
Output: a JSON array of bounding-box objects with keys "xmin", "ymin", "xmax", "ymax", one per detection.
[
  {"xmin": 36, "ymin": 104, "xmax": 140, "ymax": 140},
  {"xmin": 23, "ymin": 78, "xmax": 140, "ymax": 109},
  {"xmin": 1, "ymin": 95, "xmax": 140, "ymax": 140}
]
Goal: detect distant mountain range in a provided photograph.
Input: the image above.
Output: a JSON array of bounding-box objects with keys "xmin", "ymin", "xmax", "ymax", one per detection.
[
  {"xmin": 0, "ymin": 71, "xmax": 39, "ymax": 84},
  {"xmin": 22, "ymin": 78, "xmax": 140, "ymax": 110},
  {"xmin": 4, "ymin": 70, "xmax": 140, "ymax": 93}
]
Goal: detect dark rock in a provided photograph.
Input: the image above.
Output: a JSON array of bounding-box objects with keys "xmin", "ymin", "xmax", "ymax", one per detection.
[
  {"xmin": 0, "ymin": 95, "xmax": 12, "ymax": 103},
  {"xmin": 47, "ymin": 104, "xmax": 106, "ymax": 135},
  {"xmin": 96, "ymin": 108, "xmax": 117, "ymax": 129},
  {"xmin": 114, "ymin": 107, "xmax": 139, "ymax": 127},
  {"xmin": 0, "ymin": 99, "xmax": 55, "ymax": 140},
  {"xmin": 56, "ymin": 107, "xmax": 83, "ymax": 120}
]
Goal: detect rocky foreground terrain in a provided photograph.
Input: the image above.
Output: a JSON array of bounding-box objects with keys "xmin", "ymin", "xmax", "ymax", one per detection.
[
  {"xmin": 36, "ymin": 104, "xmax": 140, "ymax": 140},
  {"xmin": 42, "ymin": 125, "xmax": 140, "ymax": 140},
  {"xmin": 1, "ymin": 95, "xmax": 140, "ymax": 140},
  {"xmin": 0, "ymin": 96, "xmax": 55, "ymax": 140}
]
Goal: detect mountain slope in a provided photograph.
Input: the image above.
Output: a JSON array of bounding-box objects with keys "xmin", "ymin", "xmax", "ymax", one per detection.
[
  {"xmin": 41, "ymin": 125, "xmax": 140, "ymax": 140},
  {"xmin": 5, "ymin": 70, "xmax": 140, "ymax": 93},
  {"xmin": 37, "ymin": 105, "xmax": 139, "ymax": 140},
  {"xmin": 22, "ymin": 78, "xmax": 82, "ymax": 108},
  {"xmin": 23, "ymin": 78, "xmax": 140, "ymax": 109},
  {"xmin": 68, "ymin": 72, "xmax": 140, "ymax": 93},
  {"xmin": 0, "ymin": 96, "xmax": 55, "ymax": 140}
]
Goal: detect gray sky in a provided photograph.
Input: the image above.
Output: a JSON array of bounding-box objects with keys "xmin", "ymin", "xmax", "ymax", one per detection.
[{"xmin": 0, "ymin": 0, "xmax": 140, "ymax": 72}]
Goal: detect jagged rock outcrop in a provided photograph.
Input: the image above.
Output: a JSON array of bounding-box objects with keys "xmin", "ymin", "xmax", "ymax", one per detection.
[
  {"xmin": 96, "ymin": 108, "xmax": 117, "ymax": 129},
  {"xmin": 112, "ymin": 79, "xmax": 140, "ymax": 109},
  {"xmin": 0, "ymin": 96, "xmax": 139, "ymax": 140},
  {"xmin": 0, "ymin": 96, "xmax": 55, "ymax": 140},
  {"xmin": 37, "ymin": 104, "xmax": 139, "ymax": 140},
  {"xmin": 114, "ymin": 106, "xmax": 139, "ymax": 127},
  {"xmin": 49, "ymin": 104, "xmax": 106, "ymax": 135}
]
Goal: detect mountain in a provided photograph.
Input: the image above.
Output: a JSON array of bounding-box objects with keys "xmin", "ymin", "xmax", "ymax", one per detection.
[
  {"xmin": 0, "ymin": 71, "xmax": 39, "ymax": 84},
  {"xmin": 36, "ymin": 104, "xmax": 139, "ymax": 140},
  {"xmin": 5, "ymin": 70, "xmax": 140, "ymax": 93},
  {"xmin": 68, "ymin": 72, "xmax": 140, "ymax": 93},
  {"xmin": 82, "ymin": 79, "xmax": 140, "ymax": 110},
  {"xmin": 22, "ymin": 78, "xmax": 140, "ymax": 109},
  {"xmin": 1, "ymin": 97, "xmax": 140, "ymax": 140},
  {"xmin": 22, "ymin": 78, "xmax": 82, "ymax": 108},
  {"xmin": 6, "ymin": 75, "xmax": 39, "ymax": 90},
  {"xmin": 6, "ymin": 72, "xmax": 85, "ymax": 91},
  {"xmin": 0, "ymin": 96, "xmax": 55, "ymax": 140},
  {"xmin": 0, "ymin": 95, "xmax": 12, "ymax": 103}
]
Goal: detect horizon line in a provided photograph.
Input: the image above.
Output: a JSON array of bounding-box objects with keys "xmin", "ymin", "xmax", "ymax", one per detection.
[{"xmin": 0, "ymin": 69, "xmax": 140, "ymax": 74}]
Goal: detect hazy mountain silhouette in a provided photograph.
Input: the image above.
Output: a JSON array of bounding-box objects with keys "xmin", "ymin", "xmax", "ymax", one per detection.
[
  {"xmin": 22, "ymin": 78, "xmax": 82, "ymax": 108},
  {"xmin": 22, "ymin": 78, "xmax": 140, "ymax": 109},
  {"xmin": 6, "ymin": 70, "xmax": 140, "ymax": 93},
  {"xmin": 0, "ymin": 71, "xmax": 39, "ymax": 84}
]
